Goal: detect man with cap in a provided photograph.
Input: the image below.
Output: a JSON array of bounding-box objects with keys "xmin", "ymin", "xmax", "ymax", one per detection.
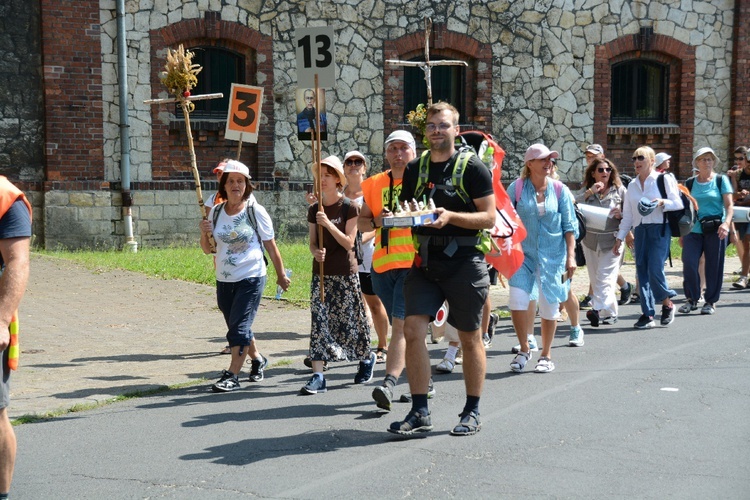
[
  {"xmin": 585, "ymin": 144, "xmax": 605, "ymax": 166},
  {"xmin": 358, "ymin": 131, "xmax": 430, "ymax": 411},
  {"xmin": 386, "ymin": 102, "xmax": 494, "ymax": 437}
]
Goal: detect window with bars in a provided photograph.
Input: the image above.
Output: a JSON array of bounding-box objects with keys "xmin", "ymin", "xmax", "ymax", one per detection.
[
  {"xmin": 611, "ymin": 60, "xmax": 668, "ymax": 124},
  {"xmin": 176, "ymin": 47, "xmax": 244, "ymax": 119},
  {"xmin": 404, "ymin": 59, "xmax": 466, "ymax": 122}
]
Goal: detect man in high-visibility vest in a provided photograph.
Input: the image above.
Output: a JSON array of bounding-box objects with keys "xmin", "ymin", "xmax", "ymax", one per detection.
[{"xmin": 0, "ymin": 176, "xmax": 31, "ymax": 499}]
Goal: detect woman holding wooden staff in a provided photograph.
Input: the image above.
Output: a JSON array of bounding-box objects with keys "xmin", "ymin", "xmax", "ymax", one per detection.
[
  {"xmin": 199, "ymin": 160, "xmax": 290, "ymax": 392},
  {"xmin": 301, "ymin": 155, "xmax": 376, "ymax": 394}
]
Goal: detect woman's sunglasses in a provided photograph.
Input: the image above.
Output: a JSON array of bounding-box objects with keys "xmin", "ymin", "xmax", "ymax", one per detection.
[
  {"xmin": 345, "ymin": 159, "xmax": 364, "ymax": 167},
  {"xmin": 597, "ymin": 167, "xmax": 612, "ymax": 173},
  {"xmin": 631, "ymin": 155, "xmax": 646, "ymax": 162}
]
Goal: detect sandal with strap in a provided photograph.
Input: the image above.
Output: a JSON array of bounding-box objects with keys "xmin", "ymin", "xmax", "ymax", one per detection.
[
  {"xmin": 220, "ymin": 345, "xmax": 231, "ymax": 355},
  {"xmin": 450, "ymin": 410, "xmax": 481, "ymax": 436},
  {"xmin": 375, "ymin": 347, "xmax": 387, "ymax": 364}
]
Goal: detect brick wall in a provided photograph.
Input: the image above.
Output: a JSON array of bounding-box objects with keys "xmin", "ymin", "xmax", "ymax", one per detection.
[{"xmin": 731, "ymin": 0, "xmax": 750, "ymax": 150}]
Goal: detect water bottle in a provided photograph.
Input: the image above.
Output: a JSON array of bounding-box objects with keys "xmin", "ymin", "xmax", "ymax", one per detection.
[{"xmin": 275, "ymin": 269, "xmax": 292, "ymax": 299}]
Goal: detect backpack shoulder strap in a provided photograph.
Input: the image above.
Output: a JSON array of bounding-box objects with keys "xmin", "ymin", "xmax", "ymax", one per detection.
[
  {"xmin": 686, "ymin": 176, "xmax": 695, "ymax": 192},
  {"xmin": 212, "ymin": 201, "xmax": 226, "ymax": 228},
  {"xmin": 552, "ymin": 180, "xmax": 563, "ymax": 199},
  {"xmin": 656, "ymin": 173, "xmax": 667, "ymax": 198},
  {"xmin": 452, "ymin": 149, "xmax": 475, "ymax": 205},
  {"xmin": 245, "ymin": 201, "xmax": 261, "ymax": 236},
  {"xmin": 513, "ymin": 178, "xmax": 524, "ymax": 207},
  {"xmin": 715, "ymin": 173, "xmax": 723, "ymax": 191},
  {"xmin": 414, "ymin": 151, "xmax": 431, "ymax": 200}
]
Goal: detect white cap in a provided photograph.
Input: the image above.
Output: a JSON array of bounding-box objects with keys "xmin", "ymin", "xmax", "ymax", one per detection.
[
  {"xmin": 385, "ymin": 130, "xmax": 417, "ymax": 154},
  {"xmin": 222, "ymin": 160, "xmax": 251, "ymax": 179},
  {"xmin": 585, "ymin": 144, "xmax": 604, "ymax": 155},
  {"xmin": 344, "ymin": 150, "xmax": 366, "ymax": 163}
]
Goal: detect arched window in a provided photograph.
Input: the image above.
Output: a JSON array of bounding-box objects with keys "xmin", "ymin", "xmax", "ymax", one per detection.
[
  {"xmin": 404, "ymin": 58, "xmax": 466, "ymax": 123},
  {"xmin": 177, "ymin": 46, "xmax": 244, "ymax": 119},
  {"xmin": 611, "ymin": 60, "xmax": 669, "ymax": 124}
]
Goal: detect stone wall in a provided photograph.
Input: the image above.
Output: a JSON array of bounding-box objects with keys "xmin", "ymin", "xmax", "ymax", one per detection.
[{"xmin": 0, "ymin": 0, "xmax": 45, "ymax": 181}]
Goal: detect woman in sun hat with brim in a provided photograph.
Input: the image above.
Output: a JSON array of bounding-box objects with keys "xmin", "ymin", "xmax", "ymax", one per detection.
[
  {"xmin": 679, "ymin": 147, "xmax": 734, "ymax": 315},
  {"xmin": 614, "ymin": 146, "xmax": 682, "ymax": 329}
]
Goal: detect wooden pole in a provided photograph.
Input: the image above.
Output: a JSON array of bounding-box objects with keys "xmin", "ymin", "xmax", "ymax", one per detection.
[
  {"xmin": 236, "ymin": 132, "xmax": 244, "ymax": 160},
  {"xmin": 314, "ymin": 74, "xmax": 325, "ymax": 302},
  {"xmin": 180, "ymin": 100, "xmax": 215, "ymax": 253}
]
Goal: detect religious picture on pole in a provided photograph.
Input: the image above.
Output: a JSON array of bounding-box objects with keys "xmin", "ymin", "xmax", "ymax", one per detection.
[{"xmin": 296, "ymin": 88, "xmax": 327, "ymax": 141}]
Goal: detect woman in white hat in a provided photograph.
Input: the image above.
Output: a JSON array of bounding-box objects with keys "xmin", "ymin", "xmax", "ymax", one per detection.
[
  {"xmin": 614, "ymin": 146, "xmax": 682, "ymax": 329},
  {"xmin": 199, "ymin": 160, "xmax": 291, "ymax": 392},
  {"xmin": 679, "ymin": 147, "xmax": 734, "ymax": 315},
  {"xmin": 506, "ymin": 144, "xmax": 578, "ymax": 374},
  {"xmin": 301, "ymin": 155, "xmax": 375, "ymax": 394}
]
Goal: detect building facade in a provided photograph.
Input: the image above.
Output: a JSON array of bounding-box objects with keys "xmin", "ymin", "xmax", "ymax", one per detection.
[{"xmin": 1, "ymin": 0, "xmax": 747, "ymax": 248}]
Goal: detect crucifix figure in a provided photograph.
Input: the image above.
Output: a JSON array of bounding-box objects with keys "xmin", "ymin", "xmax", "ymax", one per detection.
[{"xmin": 385, "ymin": 18, "xmax": 468, "ymax": 106}]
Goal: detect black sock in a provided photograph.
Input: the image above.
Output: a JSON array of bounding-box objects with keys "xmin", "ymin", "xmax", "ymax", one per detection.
[
  {"xmin": 411, "ymin": 394, "xmax": 429, "ymax": 415},
  {"xmin": 463, "ymin": 395, "xmax": 480, "ymax": 415},
  {"xmin": 0, "ymin": 492, "xmax": 9, "ymax": 499},
  {"xmin": 383, "ymin": 374, "xmax": 397, "ymax": 388}
]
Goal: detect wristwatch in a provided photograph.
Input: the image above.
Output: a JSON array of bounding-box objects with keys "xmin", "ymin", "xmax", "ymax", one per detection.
[{"xmin": 369, "ymin": 219, "xmax": 377, "ymax": 229}]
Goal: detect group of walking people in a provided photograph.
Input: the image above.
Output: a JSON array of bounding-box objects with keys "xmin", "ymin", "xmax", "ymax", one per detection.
[{"xmin": 196, "ymin": 104, "xmax": 743, "ymax": 438}]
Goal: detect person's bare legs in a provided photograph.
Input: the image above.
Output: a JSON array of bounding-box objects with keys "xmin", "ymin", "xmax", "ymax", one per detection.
[
  {"xmin": 457, "ymin": 329, "xmax": 485, "ymax": 398},
  {"xmin": 364, "ymin": 293, "xmax": 390, "ymax": 351},
  {"xmin": 402, "ymin": 315, "xmax": 431, "ymax": 394},
  {"xmin": 384, "ymin": 318, "xmax": 406, "ymax": 377},
  {"xmin": 539, "ymin": 318, "xmax": 557, "ymax": 359},
  {"xmin": 481, "ymin": 295, "xmax": 491, "ymax": 334},
  {"xmin": 564, "ymin": 289, "xmax": 579, "ymax": 326},
  {"xmin": 228, "ymin": 345, "xmax": 250, "ymax": 375},
  {"xmin": 511, "ymin": 309, "xmax": 531, "ymax": 351},
  {"xmin": 0, "ymin": 408, "xmax": 15, "ymax": 494}
]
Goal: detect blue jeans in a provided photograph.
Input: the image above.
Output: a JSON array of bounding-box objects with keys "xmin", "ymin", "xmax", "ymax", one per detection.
[
  {"xmin": 634, "ymin": 224, "xmax": 676, "ymax": 317},
  {"xmin": 682, "ymin": 231, "xmax": 727, "ymax": 305},
  {"xmin": 216, "ymin": 276, "xmax": 266, "ymax": 347},
  {"xmin": 371, "ymin": 268, "xmax": 409, "ymax": 322}
]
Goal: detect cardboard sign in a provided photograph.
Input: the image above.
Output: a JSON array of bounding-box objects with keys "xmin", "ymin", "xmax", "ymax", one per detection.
[
  {"xmin": 224, "ymin": 83, "xmax": 263, "ymax": 142},
  {"xmin": 295, "ymin": 26, "xmax": 336, "ymax": 88}
]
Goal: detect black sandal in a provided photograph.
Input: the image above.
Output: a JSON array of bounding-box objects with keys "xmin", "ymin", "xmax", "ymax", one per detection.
[{"xmin": 375, "ymin": 347, "xmax": 387, "ymax": 364}]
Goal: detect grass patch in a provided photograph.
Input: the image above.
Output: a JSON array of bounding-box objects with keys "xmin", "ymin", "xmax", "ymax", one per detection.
[
  {"xmin": 11, "ymin": 379, "xmax": 207, "ymax": 426},
  {"xmin": 36, "ymin": 241, "xmax": 314, "ymax": 305}
]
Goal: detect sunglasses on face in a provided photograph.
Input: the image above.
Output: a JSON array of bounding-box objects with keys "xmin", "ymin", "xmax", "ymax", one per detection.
[
  {"xmin": 735, "ymin": 156, "xmax": 745, "ymax": 161},
  {"xmin": 345, "ymin": 159, "xmax": 364, "ymax": 167},
  {"xmin": 597, "ymin": 167, "xmax": 612, "ymax": 173},
  {"xmin": 632, "ymin": 155, "xmax": 646, "ymax": 162},
  {"xmin": 425, "ymin": 122, "xmax": 454, "ymax": 133}
]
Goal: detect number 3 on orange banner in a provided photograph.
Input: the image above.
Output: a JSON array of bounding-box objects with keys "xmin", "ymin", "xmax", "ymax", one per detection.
[{"xmin": 224, "ymin": 83, "xmax": 264, "ymax": 143}]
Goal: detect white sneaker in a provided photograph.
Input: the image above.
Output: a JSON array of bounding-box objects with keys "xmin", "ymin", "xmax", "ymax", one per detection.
[
  {"xmin": 455, "ymin": 347, "xmax": 463, "ymax": 365},
  {"xmin": 732, "ymin": 276, "xmax": 748, "ymax": 290},
  {"xmin": 435, "ymin": 358, "xmax": 455, "ymax": 373},
  {"xmin": 511, "ymin": 335, "xmax": 539, "ymax": 354}
]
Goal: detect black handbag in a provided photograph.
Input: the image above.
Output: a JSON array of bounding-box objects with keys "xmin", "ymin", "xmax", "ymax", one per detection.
[{"xmin": 575, "ymin": 241, "xmax": 586, "ymax": 267}]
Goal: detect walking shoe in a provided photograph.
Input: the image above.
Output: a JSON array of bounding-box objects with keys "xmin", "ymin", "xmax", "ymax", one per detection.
[
  {"xmin": 212, "ymin": 371, "xmax": 240, "ymax": 392},
  {"xmin": 732, "ymin": 276, "xmax": 748, "ymax": 289},
  {"xmin": 428, "ymin": 323, "xmax": 443, "ymax": 344},
  {"xmin": 579, "ymin": 295, "xmax": 593, "ymax": 309},
  {"xmin": 372, "ymin": 384, "xmax": 393, "ymax": 411},
  {"xmin": 630, "ymin": 292, "xmax": 640, "ymax": 304},
  {"xmin": 399, "ymin": 379, "xmax": 436, "ymax": 402},
  {"xmin": 660, "ymin": 304, "xmax": 675, "ymax": 326},
  {"xmin": 701, "ymin": 303, "xmax": 715, "ymax": 315},
  {"xmin": 510, "ymin": 350, "xmax": 532, "ymax": 373},
  {"xmin": 618, "ymin": 282, "xmax": 633, "ymax": 305},
  {"xmin": 678, "ymin": 300, "xmax": 698, "ymax": 313},
  {"xmin": 303, "ymin": 356, "xmax": 328, "ymax": 371},
  {"xmin": 511, "ymin": 335, "xmax": 539, "ymax": 354},
  {"xmin": 248, "ymin": 354, "xmax": 268, "ymax": 382},
  {"xmin": 450, "ymin": 410, "xmax": 481, "ymax": 436},
  {"xmin": 387, "ymin": 409, "xmax": 433, "ymax": 436},
  {"xmin": 435, "ymin": 357, "xmax": 456, "ymax": 373},
  {"xmin": 568, "ymin": 326, "xmax": 584, "ymax": 347},
  {"xmin": 455, "ymin": 347, "xmax": 463, "ymax": 365},
  {"xmin": 534, "ymin": 356, "xmax": 555, "ymax": 373},
  {"xmin": 300, "ymin": 374, "xmax": 327, "ymax": 394},
  {"xmin": 586, "ymin": 309, "xmax": 600, "ymax": 327},
  {"xmin": 601, "ymin": 315, "xmax": 618, "ymax": 325},
  {"xmin": 354, "ymin": 352, "xmax": 376, "ymax": 384},
  {"xmin": 483, "ymin": 313, "xmax": 499, "ymax": 348},
  {"xmin": 634, "ymin": 314, "xmax": 655, "ymax": 329}
]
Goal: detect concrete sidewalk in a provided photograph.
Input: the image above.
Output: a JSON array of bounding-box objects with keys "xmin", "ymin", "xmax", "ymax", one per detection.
[{"xmin": 9, "ymin": 252, "xmax": 741, "ymax": 419}]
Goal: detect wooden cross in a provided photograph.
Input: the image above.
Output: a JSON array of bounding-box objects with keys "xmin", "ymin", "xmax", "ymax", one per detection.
[
  {"xmin": 385, "ymin": 18, "xmax": 468, "ymax": 106},
  {"xmin": 145, "ymin": 91, "xmax": 223, "ymax": 251}
]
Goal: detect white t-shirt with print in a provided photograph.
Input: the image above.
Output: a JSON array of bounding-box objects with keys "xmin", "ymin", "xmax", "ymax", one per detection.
[{"xmin": 210, "ymin": 201, "xmax": 273, "ymax": 282}]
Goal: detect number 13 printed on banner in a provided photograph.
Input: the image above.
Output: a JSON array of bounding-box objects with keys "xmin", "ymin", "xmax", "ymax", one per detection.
[
  {"xmin": 224, "ymin": 83, "xmax": 264, "ymax": 143},
  {"xmin": 295, "ymin": 26, "xmax": 336, "ymax": 88}
]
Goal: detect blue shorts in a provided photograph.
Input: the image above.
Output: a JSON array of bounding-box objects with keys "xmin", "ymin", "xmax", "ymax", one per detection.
[
  {"xmin": 404, "ymin": 256, "xmax": 489, "ymax": 332},
  {"xmin": 736, "ymin": 222, "xmax": 749, "ymax": 239},
  {"xmin": 216, "ymin": 276, "xmax": 266, "ymax": 347},
  {"xmin": 371, "ymin": 268, "xmax": 409, "ymax": 322}
]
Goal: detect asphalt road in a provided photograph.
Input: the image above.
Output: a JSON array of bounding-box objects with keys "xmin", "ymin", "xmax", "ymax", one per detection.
[{"xmin": 12, "ymin": 286, "xmax": 750, "ymax": 499}]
